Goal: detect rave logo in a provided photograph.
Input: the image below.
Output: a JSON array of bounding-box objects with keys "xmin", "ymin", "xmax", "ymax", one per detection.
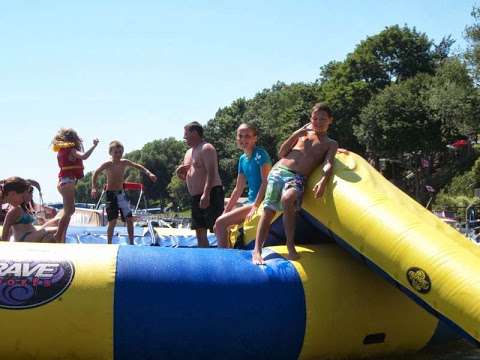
[
  {"xmin": 0, "ymin": 251, "xmax": 75, "ymax": 309},
  {"xmin": 406, "ymin": 267, "xmax": 431, "ymax": 294}
]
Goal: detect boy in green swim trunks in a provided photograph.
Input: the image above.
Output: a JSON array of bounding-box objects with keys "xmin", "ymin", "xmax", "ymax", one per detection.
[{"xmin": 252, "ymin": 102, "xmax": 338, "ymax": 264}]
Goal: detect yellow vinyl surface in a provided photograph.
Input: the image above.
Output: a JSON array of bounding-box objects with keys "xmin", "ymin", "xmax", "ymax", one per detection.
[
  {"xmin": 271, "ymin": 244, "xmax": 438, "ymax": 359},
  {"xmin": 302, "ymin": 152, "xmax": 480, "ymax": 342},
  {"xmin": 0, "ymin": 242, "xmax": 117, "ymax": 360}
]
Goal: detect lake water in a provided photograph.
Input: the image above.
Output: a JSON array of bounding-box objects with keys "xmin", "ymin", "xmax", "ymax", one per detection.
[{"xmin": 388, "ymin": 340, "xmax": 480, "ymax": 359}]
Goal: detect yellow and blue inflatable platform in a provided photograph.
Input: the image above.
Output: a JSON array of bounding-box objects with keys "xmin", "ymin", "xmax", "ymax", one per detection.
[
  {"xmin": 0, "ymin": 151, "xmax": 478, "ymax": 359},
  {"xmin": 0, "ymin": 241, "xmax": 458, "ymax": 360}
]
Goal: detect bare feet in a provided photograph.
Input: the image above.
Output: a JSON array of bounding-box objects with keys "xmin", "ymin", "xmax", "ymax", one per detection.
[
  {"xmin": 287, "ymin": 247, "xmax": 300, "ymax": 261},
  {"xmin": 252, "ymin": 250, "xmax": 265, "ymax": 265}
]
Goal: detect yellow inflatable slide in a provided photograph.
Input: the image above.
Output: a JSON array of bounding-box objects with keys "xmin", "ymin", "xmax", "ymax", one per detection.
[
  {"xmin": 305, "ymin": 152, "xmax": 480, "ymax": 344},
  {"xmin": 239, "ymin": 152, "xmax": 480, "ymax": 345}
]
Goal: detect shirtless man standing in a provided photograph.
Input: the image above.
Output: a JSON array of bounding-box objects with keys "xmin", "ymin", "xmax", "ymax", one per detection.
[
  {"xmin": 252, "ymin": 103, "xmax": 338, "ymax": 264},
  {"xmin": 176, "ymin": 122, "xmax": 224, "ymax": 247},
  {"xmin": 91, "ymin": 140, "xmax": 157, "ymax": 244}
]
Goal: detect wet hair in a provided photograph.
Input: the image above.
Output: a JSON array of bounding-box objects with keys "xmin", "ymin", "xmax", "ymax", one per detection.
[
  {"xmin": 312, "ymin": 102, "xmax": 333, "ymax": 118},
  {"xmin": 184, "ymin": 121, "xmax": 204, "ymax": 138},
  {"xmin": 22, "ymin": 179, "xmax": 40, "ymax": 213},
  {"xmin": 109, "ymin": 140, "xmax": 124, "ymax": 155},
  {"xmin": 51, "ymin": 128, "xmax": 84, "ymax": 151},
  {"xmin": 25, "ymin": 179, "xmax": 41, "ymax": 193},
  {"xmin": 2, "ymin": 177, "xmax": 30, "ymax": 196},
  {"xmin": 237, "ymin": 123, "xmax": 258, "ymax": 136}
]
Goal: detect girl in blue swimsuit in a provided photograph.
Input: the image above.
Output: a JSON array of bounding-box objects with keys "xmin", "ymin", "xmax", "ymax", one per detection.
[
  {"xmin": 1, "ymin": 177, "xmax": 57, "ymax": 242},
  {"xmin": 214, "ymin": 123, "xmax": 272, "ymax": 247}
]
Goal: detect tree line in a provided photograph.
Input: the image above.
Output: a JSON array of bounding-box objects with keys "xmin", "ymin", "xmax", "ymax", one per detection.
[{"xmin": 76, "ymin": 11, "xmax": 480, "ymax": 210}]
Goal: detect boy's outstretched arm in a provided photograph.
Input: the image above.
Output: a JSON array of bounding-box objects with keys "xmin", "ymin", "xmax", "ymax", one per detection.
[
  {"xmin": 91, "ymin": 162, "xmax": 109, "ymax": 198},
  {"xmin": 313, "ymin": 140, "xmax": 338, "ymax": 199},
  {"xmin": 124, "ymin": 160, "xmax": 157, "ymax": 182}
]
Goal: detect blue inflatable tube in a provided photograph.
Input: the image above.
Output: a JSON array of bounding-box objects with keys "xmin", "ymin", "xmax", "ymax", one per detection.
[{"xmin": 115, "ymin": 246, "xmax": 305, "ymax": 360}]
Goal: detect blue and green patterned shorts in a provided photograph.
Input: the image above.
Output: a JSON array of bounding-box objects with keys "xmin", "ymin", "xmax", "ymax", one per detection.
[{"xmin": 263, "ymin": 164, "xmax": 307, "ymax": 212}]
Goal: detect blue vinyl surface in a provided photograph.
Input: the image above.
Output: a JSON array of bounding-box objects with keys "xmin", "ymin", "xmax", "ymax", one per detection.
[{"xmin": 114, "ymin": 246, "xmax": 306, "ymax": 360}]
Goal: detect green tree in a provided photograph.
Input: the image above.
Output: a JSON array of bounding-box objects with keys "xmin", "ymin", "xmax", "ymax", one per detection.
[
  {"xmin": 346, "ymin": 25, "xmax": 437, "ymax": 86},
  {"xmin": 433, "ymin": 156, "xmax": 480, "ymax": 215},
  {"xmin": 124, "ymin": 138, "xmax": 187, "ymax": 201},
  {"xmin": 318, "ymin": 25, "xmax": 446, "ymax": 153},
  {"xmin": 426, "ymin": 58, "xmax": 480, "ymax": 140},
  {"xmin": 167, "ymin": 175, "xmax": 190, "ymax": 210},
  {"xmin": 465, "ymin": 6, "xmax": 480, "ymax": 83},
  {"xmin": 355, "ymin": 74, "xmax": 441, "ymax": 158},
  {"xmin": 75, "ymin": 173, "xmax": 96, "ymax": 203}
]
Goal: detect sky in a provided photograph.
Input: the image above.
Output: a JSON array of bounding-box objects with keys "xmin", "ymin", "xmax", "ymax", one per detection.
[{"xmin": 0, "ymin": 0, "xmax": 477, "ymax": 202}]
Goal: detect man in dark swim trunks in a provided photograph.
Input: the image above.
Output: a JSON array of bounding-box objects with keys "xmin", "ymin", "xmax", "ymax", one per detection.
[{"xmin": 176, "ymin": 122, "xmax": 224, "ymax": 247}]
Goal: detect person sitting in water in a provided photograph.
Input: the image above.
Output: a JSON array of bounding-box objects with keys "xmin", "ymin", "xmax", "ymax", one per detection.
[
  {"xmin": 214, "ymin": 123, "xmax": 272, "ymax": 247},
  {"xmin": 252, "ymin": 102, "xmax": 338, "ymax": 264},
  {"xmin": 1, "ymin": 177, "xmax": 57, "ymax": 242},
  {"xmin": 91, "ymin": 140, "xmax": 157, "ymax": 245}
]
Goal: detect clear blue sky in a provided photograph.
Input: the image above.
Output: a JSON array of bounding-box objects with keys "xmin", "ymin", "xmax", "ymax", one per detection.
[{"xmin": 0, "ymin": 0, "xmax": 476, "ymax": 202}]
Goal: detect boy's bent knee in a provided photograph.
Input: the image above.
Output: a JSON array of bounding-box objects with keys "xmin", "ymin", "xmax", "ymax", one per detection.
[
  {"xmin": 214, "ymin": 215, "xmax": 228, "ymax": 229},
  {"xmin": 281, "ymin": 192, "xmax": 297, "ymax": 208},
  {"xmin": 260, "ymin": 207, "xmax": 276, "ymax": 223}
]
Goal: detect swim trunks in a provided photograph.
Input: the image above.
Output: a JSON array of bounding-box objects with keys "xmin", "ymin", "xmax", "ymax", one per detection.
[
  {"xmin": 58, "ymin": 177, "xmax": 77, "ymax": 187},
  {"xmin": 191, "ymin": 186, "xmax": 225, "ymax": 232},
  {"xmin": 106, "ymin": 190, "xmax": 132, "ymax": 222},
  {"xmin": 18, "ymin": 229, "xmax": 54, "ymax": 242},
  {"xmin": 263, "ymin": 164, "xmax": 307, "ymax": 212}
]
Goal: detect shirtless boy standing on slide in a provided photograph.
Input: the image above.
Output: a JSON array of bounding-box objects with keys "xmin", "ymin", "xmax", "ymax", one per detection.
[{"xmin": 252, "ymin": 102, "xmax": 338, "ymax": 265}]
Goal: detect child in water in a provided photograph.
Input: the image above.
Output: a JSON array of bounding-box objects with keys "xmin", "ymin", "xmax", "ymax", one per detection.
[{"xmin": 52, "ymin": 128, "xmax": 99, "ymax": 242}]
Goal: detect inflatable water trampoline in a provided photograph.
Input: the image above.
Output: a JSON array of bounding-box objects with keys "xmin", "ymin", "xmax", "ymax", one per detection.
[{"xmin": 0, "ymin": 152, "xmax": 478, "ymax": 360}]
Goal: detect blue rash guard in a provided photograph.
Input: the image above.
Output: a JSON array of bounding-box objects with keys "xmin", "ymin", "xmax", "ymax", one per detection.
[{"xmin": 238, "ymin": 146, "xmax": 272, "ymax": 204}]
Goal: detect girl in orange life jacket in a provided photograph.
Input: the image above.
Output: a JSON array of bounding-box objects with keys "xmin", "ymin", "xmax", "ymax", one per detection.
[{"xmin": 52, "ymin": 128, "xmax": 99, "ymax": 242}]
